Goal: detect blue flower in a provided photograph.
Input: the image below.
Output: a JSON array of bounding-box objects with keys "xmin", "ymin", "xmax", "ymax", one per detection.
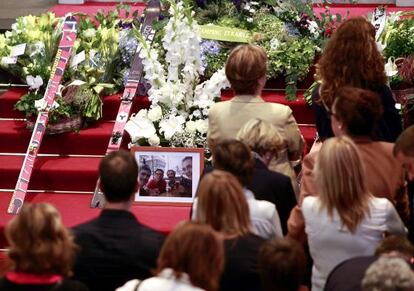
[
  {"xmin": 284, "ymin": 22, "xmax": 301, "ymax": 37},
  {"xmin": 200, "ymin": 40, "xmax": 221, "ymax": 55}
]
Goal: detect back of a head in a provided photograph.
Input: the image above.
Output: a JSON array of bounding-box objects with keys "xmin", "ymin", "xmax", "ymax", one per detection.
[
  {"xmin": 315, "ymin": 136, "xmax": 369, "ymax": 232},
  {"xmin": 375, "ymin": 235, "xmax": 414, "ymax": 257},
  {"xmin": 362, "ymin": 257, "xmax": 414, "ymax": 291},
  {"xmin": 6, "ymin": 203, "xmax": 77, "ymax": 276},
  {"xmin": 157, "ymin": 222, "xmax": 224, "ymax": 291},
  {"xmin": 394, "ymin": 125, "xmax": 414, "ymax": 157},
  {"xmin": 212, "ymin": 139, "xmax": 254, "ymax": 186},
  {"xmin": 195, "ymin": 170, "xmax": 251, "ymax": 237},
  {"xmin": 333, "ymin": 87, "xmax": 383, "ymax": 137},
  {"xmin": 318, "ymin": 17, "xmax": 386, "ymax": 107},
  {"xmin": 258, "ymin": 238, "xmax": 306, "ymax": 291},
  {"xmin": 225, "ymin": 44, "xmax": 267, "ymax": 95},
  {"xmin": 237, "ymin": 118, "xmax": 284, "ymax": 156},
  {"xmin": 99, "ymin": 150, "xmax": 138, "ymax": 203}
]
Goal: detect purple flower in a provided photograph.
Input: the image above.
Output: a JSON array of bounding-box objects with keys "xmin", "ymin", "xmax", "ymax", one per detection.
[
  {"xmin": 196, "ymin": 0, "xmax": 207, "ymax": 8},
  {"xmin": 232, "ymin": 0, "xmax": 243, "ymax": 11}
]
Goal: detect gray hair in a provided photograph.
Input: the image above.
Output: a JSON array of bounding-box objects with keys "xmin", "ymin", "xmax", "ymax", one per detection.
[{"xmin": 362, "ymin": 257, "xmax": 414, "ymax": 291}]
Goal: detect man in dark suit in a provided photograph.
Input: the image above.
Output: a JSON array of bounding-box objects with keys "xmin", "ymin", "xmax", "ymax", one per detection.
[
  {"xmin": 248, "ymin": 156, "xmax": 296, "ymax": 235},
  {"xmin": 72, "ymin": 150, "xmax": 165, "ymax": 291}
]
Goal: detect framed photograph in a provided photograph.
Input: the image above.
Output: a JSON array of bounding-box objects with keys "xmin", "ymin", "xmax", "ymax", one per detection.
[{"xmin": 131, "ymin": 146, "xmax": 204, "ymax": 204}]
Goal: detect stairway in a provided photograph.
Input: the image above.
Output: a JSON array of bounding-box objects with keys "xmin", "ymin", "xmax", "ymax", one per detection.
[
  {"xmin": 0, "ymin": 89, "xmax": 194, "ymax": 247},
  {"xmin": 0, "ymin": 87, "xmax": 316, "ymax": 247}
]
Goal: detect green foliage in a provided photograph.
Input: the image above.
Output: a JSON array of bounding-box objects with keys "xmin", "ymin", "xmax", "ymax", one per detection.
[
  {"xmin": 1, "ymin": 9, "xmax": 130, "ymax": 124},
  {"xmin": 383, "ymin": 19, "xmax": 414, "ymax": 59}
]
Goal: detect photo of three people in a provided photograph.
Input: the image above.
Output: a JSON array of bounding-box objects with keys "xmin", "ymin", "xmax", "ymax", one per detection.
[{"xmin": 137, "ymin": 156, "xmax": 193, "ymax": 198}]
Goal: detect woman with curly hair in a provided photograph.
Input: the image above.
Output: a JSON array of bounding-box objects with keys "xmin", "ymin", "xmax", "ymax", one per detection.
[
  {"xmin": 0, "ymin": 203, "xmax": 89, "ymax": 291},
  {"xmin": 312, "ymin": 17, "xmax": 402, "ymax": 142}
]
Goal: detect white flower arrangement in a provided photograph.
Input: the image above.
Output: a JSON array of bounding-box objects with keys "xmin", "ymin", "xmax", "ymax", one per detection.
[{"xmin": 125, "ymin": 0, "xmax": 229, "ymax": 148}]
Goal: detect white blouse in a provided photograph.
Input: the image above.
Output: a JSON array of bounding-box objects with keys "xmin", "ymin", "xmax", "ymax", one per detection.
[
  {"xmin": 192, "ymin": 188, "xmax": 283, "ymax": 240},
  {"xmin": 302, "ymin": 196, "xmax": 405, "ymax": 291},
  {"xmin": 116, "ymin": 268, "xmax": 204, "ymax": 291}
]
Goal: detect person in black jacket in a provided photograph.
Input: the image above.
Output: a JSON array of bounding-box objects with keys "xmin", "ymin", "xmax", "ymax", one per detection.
[
  {"xmin": 237, "ymin": 118, "xmax": 297, "ymax": 235},
  {"xmin": 194, "ymin": 170, "xmax": 266, "ymax": 291},
  {"xmin": 72, "ymin": 150, "xmax": 164, "ymax": 291}
]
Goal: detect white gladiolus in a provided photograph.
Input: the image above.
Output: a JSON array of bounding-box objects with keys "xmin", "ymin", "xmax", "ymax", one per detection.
[
  {"xmin": 185, "ymin": 120, "xmax": 197, "ymax": 133},
  {"xmin": 147, "ymin": 105, "xmax": 163, "ymax": 122},
  {"xmin": 148, "ymin": 135, "xmax": 160, "ymax": 146},
  {"xmin": 127, "ymin": 0, "xmax": 229, "ymax": 147},
  {"xmin": 124, "ymin": 113, "xmax": 157, "ymax": 143},
  {"xmin": 195, "ymin": 119, "xmax": 208, "ymax": 134},
  {"xmin": 159, "ymin": 114, "xmax": 185, "ymax": 140}
]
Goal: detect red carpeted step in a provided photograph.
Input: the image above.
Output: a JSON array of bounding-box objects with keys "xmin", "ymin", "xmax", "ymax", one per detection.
[
  {"xmin": 0, "ymin": 119, "xmax": 127, "ymax": 155},
  {"xmin": 0, "ymin": 191, "xmax": 191, "ymax": 248},
  {"xmin": 102, "ymin": 93, "xmax": 151, "ymax": 121},
  {"xmin": 0, "ymin": 89, "xmax": 26, "ymax": 119},
  {"xmin": 0, "ymin": 89, "xmax": 152, "ymax": 121},
  {"xmin": 0, "ymin": 155, "xmax": 100, "ymax": 191}
]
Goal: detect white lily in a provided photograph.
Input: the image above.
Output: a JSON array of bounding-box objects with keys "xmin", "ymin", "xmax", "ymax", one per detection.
[
  {"xmin": 26, "ymin": 75, "xmax": 43, "ymax": 90},
  {"xmin": 385, "ymin": 57, "xmax": 398, "ymax": 77}
]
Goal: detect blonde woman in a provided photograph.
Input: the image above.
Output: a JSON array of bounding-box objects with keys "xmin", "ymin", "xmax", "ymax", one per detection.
[
  {"xmin": 0, "ymin": 203, "xmax": 89, "ymax": 291},
  {"xmin": 237, "ymin": 118, "xmax": 297, "ymax": 234},
  {"xmin": 207, "ymin": 44, "xmax": 304, "ymax": 163},
  {"xmin": 302, "ymin": 136, "xmax": 405, "ymax": 291},
  {"xmin": 195, "ymin": 170, "xmax": 266, "ymax": 291}
]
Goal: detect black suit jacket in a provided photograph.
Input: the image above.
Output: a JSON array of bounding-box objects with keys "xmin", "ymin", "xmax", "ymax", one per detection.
[
  {"xmin": 247, "ymin": 158, "xmax": 297, "ymax": 235},
  {"xmin": 324, "ymin": 256, "xmax": 377, "ymax": 291},
  {"xmin": 72, "ymin": 209, "xmax": 165, "ymax": 291}
]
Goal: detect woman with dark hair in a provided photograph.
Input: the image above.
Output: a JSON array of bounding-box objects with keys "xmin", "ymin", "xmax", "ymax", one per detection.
[
  {"xmin": 0, "ymin": 203, "xmax": 89, "ymax": 291},
  {"xmin": 117, "ymin": 222, "xmax": 224, "ymax": 291},
  {"xmin": 194, "ymin": 170, "xmax": 266, "ymax": 291},
  {"xmin": 313, "ymin": 17, "xmax": 402, "ymax": 142},
  {"xmin": 289, "ymin": 87, "xmax": 407, "ymax": 241}
]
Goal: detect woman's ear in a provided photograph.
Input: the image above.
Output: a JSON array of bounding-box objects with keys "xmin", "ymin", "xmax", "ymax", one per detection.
[{"xmin": 257, "ymin": 75, "xmax": 267, "ymax": 88}]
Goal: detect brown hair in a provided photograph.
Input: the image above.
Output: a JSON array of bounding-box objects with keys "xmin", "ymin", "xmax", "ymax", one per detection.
[
  {"xmin": 317, "ymin": 17, "xmax": 386, "ymax": 108},
  {"xmin": 225, "ymin": 44, "xmax": 267, "ymax": 95},
  {"xmin": 99, "ymin": 150, "xmax": 138, "ymax": 202},
  {"xmin": 195, "ymin": 170, "xmax": 252, "ymax": 236},
  {"xmin": 237, "ymin": 118, "xmax": 285, "ymax": 157},
  {"xmin": 394, "ymin": 125, "xmax": 414, "ymax": 157},
  {"xmin": 6, "ymin": 203, "xmax": 78, "ymax": 276},
  {"xmin": 212, "ymin": 139, "xmax": 254, "ymax": 186},
  {"xmin": 156, "ymin": 222, "xmax": 224, "ymax": 291},
  {"xmin": 315, "ymin": 136, "xmax": 371, "ymax": 233},
  {"xmin": 258, "ymin": 238, "xmax": 306, "ymax": 291},
  {"xmin": 333, "ymin": 87, "xmax": 384, "ymax": 137},
  {"xmin": 375, "ymin": 235, "xmax": 414, "ymax": 257}
]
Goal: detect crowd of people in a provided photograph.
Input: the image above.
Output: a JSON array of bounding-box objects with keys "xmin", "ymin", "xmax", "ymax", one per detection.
[{"xmin": 1, "ymin": 16, "xmax": 414, "ymax": 291}]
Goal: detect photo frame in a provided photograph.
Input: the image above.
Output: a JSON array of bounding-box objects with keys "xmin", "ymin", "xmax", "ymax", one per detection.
[{"xmin": 131, "ymin": 146, "xmax": 204, "ymax": 205}]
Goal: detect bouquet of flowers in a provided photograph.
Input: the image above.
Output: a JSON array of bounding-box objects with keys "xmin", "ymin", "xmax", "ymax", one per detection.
[
  {"xmin": 125, "ymin": 0, "xmax": 229, "ymax": 148},
  {"xmin": 190, "ymin": 0, "xmax": 344, "ymax": 100},
  {"xmin": 0, "ymin": 7, "xmax": 136, "ymax": 131},
  {"xmin": 377, "ymin": 11, "xmax": 414, "ymax": 90}
]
